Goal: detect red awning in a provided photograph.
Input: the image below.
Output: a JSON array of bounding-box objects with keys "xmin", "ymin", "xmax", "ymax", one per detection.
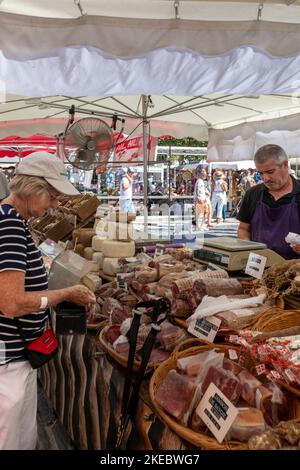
[{"xmin": 0, "ymin": 134, "xmax": 57, "ymax": 158}]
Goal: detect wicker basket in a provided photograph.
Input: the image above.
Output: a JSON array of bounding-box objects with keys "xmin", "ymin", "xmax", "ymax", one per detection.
[
  {"xmin": 149, "ymin": 338, "xmax": 300, "ymax": 450},
  {"xmin": 149, "ymin": 338, "xmax": 248, "ymax": 450},
  {"xmin": 87, "ymin": 319, "xmax": 108, "ymax": 332},
  {"xmin": 248, "ymin": 307, "xmax": 300, "ymax": 334},
  {"xmin": 98, "ymin": 325, "xmax": 156, "ymax": 374}
]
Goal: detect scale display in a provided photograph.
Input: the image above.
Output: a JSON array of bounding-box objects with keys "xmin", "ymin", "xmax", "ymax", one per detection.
[
  {"xmin": 194, "ymin": 248, "xmax": 229, "ymax": 266},
  {"xmin": 193, "ymin": 237, "xmax": 283, "ymax": 271}
]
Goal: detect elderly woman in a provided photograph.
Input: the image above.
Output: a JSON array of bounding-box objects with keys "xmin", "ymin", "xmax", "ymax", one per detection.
[{"xmin": 0, "ymin": 151, "xmax": 96, "ymax": 450}]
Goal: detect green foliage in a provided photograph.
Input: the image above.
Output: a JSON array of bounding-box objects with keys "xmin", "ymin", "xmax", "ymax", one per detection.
[
  {"xmin": 158, "ymin": 136, "xmax": 208, "ymax": 147},
  {"xmin": 157, "ymin": 136, "xmax": 208, "ymax": 164}
]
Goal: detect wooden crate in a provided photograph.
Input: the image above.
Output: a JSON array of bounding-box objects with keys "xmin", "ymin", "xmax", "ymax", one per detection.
[
  {"xmin": 73, "ymin": 196, "xmax": 100, "ymax": 221},
  {"xmin": 44, "ymin": 218, "xmax": 74, "ymax": 242}
]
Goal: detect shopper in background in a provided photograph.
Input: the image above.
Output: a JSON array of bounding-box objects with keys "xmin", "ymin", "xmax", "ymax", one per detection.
[
  {"xmin": 211, "ymin": 170, "xmax": 228, "ymax": 224},
  {"xmin": 237, "ymin": 144, "xmax": 300, "ymax": 259},
  {"xmin": 194, "ymin": 167, "xmax": 206, "ymax": 229},
  {"xmin": 119, "ymin": 167, "xmax": 136, "ymax": 213},
  {"xmin": 0, "ymin": 151, "xmax": 96, "ymax": 450},
  {"xmin": 0, "ymin": 168, "xmax": 10, "ymax": 200},
  {"xmin": 239, "ymin": 169, "xmax": 256, "ymax": 196}
]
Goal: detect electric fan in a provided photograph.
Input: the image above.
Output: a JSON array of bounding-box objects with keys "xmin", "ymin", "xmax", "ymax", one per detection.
[{"xmin": 62, "ymin": 117, "xmax": 114, "ymax": 170}]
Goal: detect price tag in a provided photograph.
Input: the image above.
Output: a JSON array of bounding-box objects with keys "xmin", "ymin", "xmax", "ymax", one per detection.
[
  {"xmin": 196, "ymin": 383, "xmax": 238, "ymax": 443},
  {"xmin": 255, "ymin": 363, "xmax": 266, "ymax": 376},
  {"xmin": 188, "ymin": 316, "xmax": 221, "ymax": 343},
  {"xmin": 245, "ymin": 252, "xmax": 267, "ymax": 279},
  {"xmin": 228, "ymin": 349, "xmax": 238, "ymax": 361},
  {"xmin": 116, "ymin": 273, "xmax": 128, "ymax": 291},
  {"xmin": 154, "ymin": 244, "xmax": 165, "ymax": 258}
]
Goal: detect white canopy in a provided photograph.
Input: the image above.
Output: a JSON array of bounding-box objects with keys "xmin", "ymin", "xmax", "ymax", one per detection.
[
  {"xmin": 207, "ymin": 110, "xmax": 300, "ymax": 161},
  {"xmin": 1, "ymin": 2, "xmax": 300, "ymax": 97},
  {"xmin": 1, "ymin": 94, "xmax": 300, "ymax": 144}
]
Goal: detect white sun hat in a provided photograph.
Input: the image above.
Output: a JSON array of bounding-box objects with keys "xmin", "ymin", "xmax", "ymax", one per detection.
[{"xmin": 15, "ymin": 151, "xmax": 79, "ymax": 196}]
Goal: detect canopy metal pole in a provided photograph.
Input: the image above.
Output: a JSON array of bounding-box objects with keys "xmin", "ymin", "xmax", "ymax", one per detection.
[
  {"xmin": 142, "ymin": 95, "xmax": 149, "ymax": 238},
  {"xmin": 168, "ymin": 144, "xmax": 172, "ymax": 239}
]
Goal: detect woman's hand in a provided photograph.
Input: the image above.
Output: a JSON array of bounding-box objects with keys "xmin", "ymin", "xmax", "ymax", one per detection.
[
  {"xmin": 66, "ymin": 285, "xmax": 96, "ymax": 306},
  {"xmin": 291, "ymin": 244, "xmax": 300, "ymax": 254}
]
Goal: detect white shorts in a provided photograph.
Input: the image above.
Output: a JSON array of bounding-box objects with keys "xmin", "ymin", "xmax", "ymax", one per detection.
[{"xmin": 0, "ymin": 361, "xmax": 37, "ymax": 450}]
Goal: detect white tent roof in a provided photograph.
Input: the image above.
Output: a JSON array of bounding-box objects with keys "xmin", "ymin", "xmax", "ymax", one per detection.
[
  {"xmin": 1, "ymin": 3, "xmax": 300, "ymax": 97},
  {"xmin": 1, "ymin": 93, "xmax": 300, "ymax": 144},
  {"xmin": 208, "ymin": 111, "xmax": 300, "ymax": 161},
  {"xmin": 1, "ymin": 2, "xmax": 300, "ymax": 160},
  {"xmin": 2, "ymin": 1, "xmax": 300, "ymax": 22}
]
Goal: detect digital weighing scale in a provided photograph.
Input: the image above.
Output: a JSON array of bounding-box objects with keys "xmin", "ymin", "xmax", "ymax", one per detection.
[{"xmin": 193, "ymin": 237, "xmax": 284, "ymax": 271}]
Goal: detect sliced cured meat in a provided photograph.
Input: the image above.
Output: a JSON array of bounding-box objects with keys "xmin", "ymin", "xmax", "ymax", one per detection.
[{"xmin": 155, "ymin": 369, "xmax": 196, "ymax": 421}]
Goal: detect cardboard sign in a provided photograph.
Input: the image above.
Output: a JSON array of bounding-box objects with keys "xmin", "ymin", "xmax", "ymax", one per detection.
[
  {"xmin": 196, "ymin": 383, "xmax": 238, "ymax": 443},
  {"xmin": 114, "ymin": 135, "xmax": 157, "ymax": 163},
  {"xmin": 245, "ymin": 252, "xmax": 267, "ymax": 279},
  {"xmin": 188, "ymin": 316, "xmax": 221, "ymax": 343}
]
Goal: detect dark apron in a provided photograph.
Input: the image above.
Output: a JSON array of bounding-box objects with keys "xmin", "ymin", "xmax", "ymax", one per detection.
[{"xmin": 251, "ymin": 191, "xmax": 300, "ymax": 259}]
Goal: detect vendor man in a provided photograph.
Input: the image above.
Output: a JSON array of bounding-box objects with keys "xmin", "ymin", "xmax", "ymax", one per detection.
[{"xmin": 237, "ymin": 144, "xmax": 300, "ymax": 259}]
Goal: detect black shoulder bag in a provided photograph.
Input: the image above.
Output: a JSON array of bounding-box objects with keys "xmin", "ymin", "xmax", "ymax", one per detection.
[{"xmin": 16, "ymin": 309, "xmax": 59, "ymax": 369}]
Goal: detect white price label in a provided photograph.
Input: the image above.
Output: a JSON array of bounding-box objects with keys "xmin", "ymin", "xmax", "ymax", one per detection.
[
  {"xmin": 188, "ymin": 316, "xmax": 221, "ymax": 343},
  {"xmin": 154, "ymin": 244, "xmax": 165, "ymax": 258},
  {"xmin": 196, "ymin": 383, "xmax": 238, "ymax": 443},
  {"xmin": 116, "ymin": 274, "xmax": 128, "ymax": 291},
  {"xmin": 245, "ymin": 252, "xmax": 267, "ymax": 279}
]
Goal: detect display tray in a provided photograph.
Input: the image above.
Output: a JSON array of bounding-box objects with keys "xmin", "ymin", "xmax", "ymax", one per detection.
[
  {"xmin": 98, "ymin": 325, "xmax": 156, "ymax": 374},
  {"xmin": 149, "ymin": 338, "xmax": 300, "ymax": 450}
]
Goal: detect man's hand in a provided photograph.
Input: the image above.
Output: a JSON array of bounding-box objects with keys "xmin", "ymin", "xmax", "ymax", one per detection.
[
  {"xmin": 237, "ymin": 221, "xmax": 251, "ymax": 240},
  {"xmin": 291, "ymin": 244, "xmax": 300, "ymax": 254}
]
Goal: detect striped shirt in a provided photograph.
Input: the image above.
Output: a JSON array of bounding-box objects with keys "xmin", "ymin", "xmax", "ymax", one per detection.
[{"xmin": 0, "ymin": 204, "xmax": 48, "ymax": 365}]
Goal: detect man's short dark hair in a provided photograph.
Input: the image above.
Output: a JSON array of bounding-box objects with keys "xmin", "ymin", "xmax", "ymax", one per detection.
[{"xmin": 254, "ymin": 144, "xmax": 288, "ymax": 165}]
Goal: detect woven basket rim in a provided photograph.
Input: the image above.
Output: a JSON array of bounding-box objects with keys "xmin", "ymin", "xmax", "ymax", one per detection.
[
  {"xmin": 149, "ymin": 339, "xmax": 300, "ymax": 449},
  {"xmin": 87, "ymin": 319, "xmax": 108, "ymax": 331},
  {"xmin": 149, "ymin": 341, "xmax": 247, "ymax": 450}
]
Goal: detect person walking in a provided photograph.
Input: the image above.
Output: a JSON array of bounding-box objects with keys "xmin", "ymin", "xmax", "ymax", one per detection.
[
  {"xmin": 119, "ymin": 167, "xmax": 136, "ymax": 213},
  {"xmin": 194, "ymin": 168, "xmax": 206, "ymax": 230}
]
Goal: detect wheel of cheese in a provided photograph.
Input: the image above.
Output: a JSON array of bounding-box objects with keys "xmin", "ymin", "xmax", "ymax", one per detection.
[
  {"xmin": 102, "ymin": 257, "xmax": 121, "ymax": 276},
  {"xmin": 74, "ymin": 243, "xmax": 85, "ymax": 257},
  {"xmin": 89, "ymin": 261, "xmax": 100, "ymax": 272},
  {"xmin": 72, "ymin": 228, "xmax": 95, "ymax": 247},
  {"xmin": 102, "ymin": 240, "xmax": 135, "ymax": 258},
  {"xmin": 81, "ymin": 273, "xmax": 102, "ymax": 292},
  {"xmin": 91, "ymin": 235, "xmax": 107, "ymax": 252},
  {"xmin": 83, "ymin": 247, "xmax": 94, "ymax": 260},
  {"xmin": 92, "ymin": 252, "xmax": 104, "ymax": 268},
  {"xmin": 95, "ymin": 220, "xmax": 108, "ymax": 234},
  {"xmin": 107, "ymin": 221, "xmax": 133, "ymax": 241}
]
